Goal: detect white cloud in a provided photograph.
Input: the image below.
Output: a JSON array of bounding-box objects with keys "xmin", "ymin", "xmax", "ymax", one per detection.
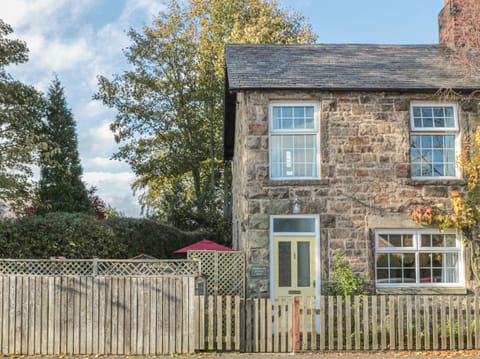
[
  {"xmin": 83, "ymin": 171, "xmax": 135, "ymax": 192},
  {"xmin": 97, "ymin": 22, "xmax": 130, "ymax": 54},
  {"xmin": 70, "ymin": 0, "xmax": 97, "ymax": 17},
  {"xmin": 1, "ymin": 0, "xmax": 69, "ymax": 29},
  {"xmin": 83, "ymin": 170, "xmax": 140, "ymax": 217},
  {"xmin": 4, "ymin": 1, "xmax": 124, "ymax": 84},
  {"xmin": 80, "ymin": 122, "xmax": 117, "ymax": 155},
  {"xmin": 135, "ymin": 0, "xmax": 167, "ymax": 16},
  {"xmin": 103, "ymin": 193, "xmax": 141, "ymax": 217},
  {"xmin": 77, "ymin": 100, "xmax": 112, "ymax": 120},
  {"xmin": 82, "ymin": 157, "xmax": 129, "ymax": 172},
  {"xmin": 26, "ymin": 36, "xmax": 94, "ymax": 72},
  {"xmin": 121, "ymin": 0, "xmax": 166, "ymax": 23}
]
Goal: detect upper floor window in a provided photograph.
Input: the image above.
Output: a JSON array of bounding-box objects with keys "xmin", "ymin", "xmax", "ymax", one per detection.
[
  {"xmin": 269, "ymin": 103, "xmax": 319, "ymax": 179},
  {"xmin": 375, "ymin": 229, "xmax": 464, "ymax": 288},
  {"xmin": 410, "ymin": 103, "xmax": 459, "ymax": 179}
]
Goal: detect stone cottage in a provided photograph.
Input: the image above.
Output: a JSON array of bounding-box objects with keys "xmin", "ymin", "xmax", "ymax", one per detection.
[{"xmin": 224, "ymin": 0, "xmax": 480, "ymax": 298}]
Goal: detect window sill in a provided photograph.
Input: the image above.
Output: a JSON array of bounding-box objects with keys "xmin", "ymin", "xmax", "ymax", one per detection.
[
  {"xmin": 263, "ymin": 179, "xmax": 330, "ymax": 187},
  {"xmin": 406, "ymin": 178, "xmax": 465, "ymax": 186},
  {"xmin": 376, "ymin": 287, "xmax": 467, "ymax": 295}
]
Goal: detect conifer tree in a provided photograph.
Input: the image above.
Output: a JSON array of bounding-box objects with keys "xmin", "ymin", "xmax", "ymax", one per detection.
[{"xmin": 37, "ymin": 77, "xmax": 92, "ymax": 214}]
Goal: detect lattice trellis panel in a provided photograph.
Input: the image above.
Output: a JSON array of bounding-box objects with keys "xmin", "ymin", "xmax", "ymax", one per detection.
[
  {"xmin": 0, "ymin": 259, "xmax": 200, "ymax": 277},
  {"xmin": 187, "ymin": 250, "xmax": 245, "ymax": 296}
]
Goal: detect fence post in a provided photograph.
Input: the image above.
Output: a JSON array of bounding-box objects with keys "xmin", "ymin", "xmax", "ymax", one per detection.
[
  {"xmin": 240, "ymin": 297, "xmax": 246, "ymax": 352},
  {"xmin": 92, "ymin": 258, "xmax": 98, "ymax": 277},
  {"xmin": 294, "ymin": 296, "xmax": 300, "ymax": 351}
]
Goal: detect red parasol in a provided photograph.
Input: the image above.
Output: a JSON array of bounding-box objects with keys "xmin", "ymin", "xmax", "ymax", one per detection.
[{"xmin": 174, "ymin": 239, "xmax": 234, "ymax": 253}]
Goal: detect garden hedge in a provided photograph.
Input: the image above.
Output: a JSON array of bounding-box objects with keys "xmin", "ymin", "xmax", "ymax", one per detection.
[{"xmin": 0, "ymin": 212, "xmax": 205, "ymax": 259}]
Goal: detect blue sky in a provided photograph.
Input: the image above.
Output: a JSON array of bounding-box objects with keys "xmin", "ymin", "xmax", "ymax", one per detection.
[
  {"xmin": 2, "ymin": 0, "xmax": 444, "ymax": 216},
  {"xmin": 283, "ymin": 0, "xmax": 444, "ymax": 44}
]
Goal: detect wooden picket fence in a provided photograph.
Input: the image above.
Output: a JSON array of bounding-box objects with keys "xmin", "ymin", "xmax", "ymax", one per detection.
[
  {"xmin": 195, "ymin": 295, "xmax": 480, "ymax": 352},
  {"xmin": 1, "ymin": 259, "xmax": 479, "ymax": 354}
]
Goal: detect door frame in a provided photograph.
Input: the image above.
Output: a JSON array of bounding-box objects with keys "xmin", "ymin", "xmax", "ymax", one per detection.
[{"xmin": 269, "ymin": 215, "xmax": 320, "ymax": 300}]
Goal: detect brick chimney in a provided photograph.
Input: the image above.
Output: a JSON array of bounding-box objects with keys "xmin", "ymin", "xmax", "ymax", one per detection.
[{"xmin": 438, "ymin": 0, "xmax": 475, "ymax": 48}]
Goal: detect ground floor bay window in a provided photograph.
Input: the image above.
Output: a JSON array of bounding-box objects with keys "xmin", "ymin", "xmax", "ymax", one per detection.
[{"xmin": 375, "ymin": 229, "xmax": 464, "ymax": 288}]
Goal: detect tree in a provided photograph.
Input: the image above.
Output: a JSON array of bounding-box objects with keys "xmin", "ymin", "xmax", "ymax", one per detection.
[
  {"xmin": 87, "ymin": 186, "xmax": 120, "ymax": 220},
  {"xmin": 37, "ymin": 77, "xmax": 92, "ymax": 215},
  {"xmin": 0, "ymin": 19, "xmax": 47, "ymax": 212},
  {"xmin": 95, "ymin": 0, "xmax": 316, "ymax": 236}
]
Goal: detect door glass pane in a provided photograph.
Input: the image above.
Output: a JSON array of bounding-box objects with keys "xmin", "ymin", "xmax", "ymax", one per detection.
[
  {"xmin": 278, "ymin": 242, "xmax": 291, "ymax": 287},
  {"xmin": 297, "ymin": 242, "xmax": 310, "ymax": 287},
  {"xmin": 273, "ymin": 218, "xmax": 315, "ymax": 233}
]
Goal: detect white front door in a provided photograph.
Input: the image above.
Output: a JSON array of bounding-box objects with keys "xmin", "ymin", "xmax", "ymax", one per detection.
[
  {"xmin": 270, "ymin": 216, "xmax": 320, "ymax": 300},
  {"xmin": 273, "ymin": 235, "xmax": 316, "ymax": 298}
]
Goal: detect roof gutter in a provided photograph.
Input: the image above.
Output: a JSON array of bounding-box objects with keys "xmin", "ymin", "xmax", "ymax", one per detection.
[{"xmin": 226, "ymin": 86, "xmax": 479, "ymax": 93}]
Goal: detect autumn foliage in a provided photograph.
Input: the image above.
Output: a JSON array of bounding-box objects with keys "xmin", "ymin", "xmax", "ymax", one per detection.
[
  {"xmin": 410, "ymin": 128, "xmax": 480, "ymax": 232},
  {"xmin": 410, "ymin": 126, "xmax": 480, "ymax": 281}
]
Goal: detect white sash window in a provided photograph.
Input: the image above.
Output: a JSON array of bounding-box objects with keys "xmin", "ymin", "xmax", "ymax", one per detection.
[
  {"xmin": 410, "ymin": 103, "xmax": 459, "ymax": 179},
  {"xmin": 269, "ymin": 103, "xmax": 320, "ymax": 179}
]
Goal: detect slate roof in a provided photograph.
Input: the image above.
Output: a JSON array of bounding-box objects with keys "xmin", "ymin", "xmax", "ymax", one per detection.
[{"xmin": 225, "ymin": 44, "xmax": 480, "ymax": 91}]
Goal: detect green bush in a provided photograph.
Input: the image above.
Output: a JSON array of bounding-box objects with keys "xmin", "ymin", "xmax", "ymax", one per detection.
[
  {"xmin": 323, "ymin": 251, "xmax": 368, "ymax": 296},
  {"xmin": 0, "ymin": 213, "xmax": 207, "ymax": 259},
  {"xmin": 0, "ymin": 212, "xmax": 119, "ymax": 258},
  {"xmin": 105, "ymin": 217, "xmax": 205, "ymax": 258}
]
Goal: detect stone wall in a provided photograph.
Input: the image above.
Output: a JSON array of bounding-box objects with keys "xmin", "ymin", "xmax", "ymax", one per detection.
[
  {"xmin": 232, "ymin": 92, "xmax": 248, "ymax": 252},
  {"xmin": 231, "ymin": 89, "xmax": 476, "ymax": 297}
]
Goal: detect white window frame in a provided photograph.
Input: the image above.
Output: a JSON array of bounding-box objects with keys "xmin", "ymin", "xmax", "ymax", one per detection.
[
  {"xmin": 410, "ymin": 102, "xmax": 460, "ymax": 180},
  {"xmin": 375, "ymin": 229, "xmax": 465, "ymax": 288},
  {"xmin": 269, "ymin": 102, "xmax": 320, "ymax": 180}
]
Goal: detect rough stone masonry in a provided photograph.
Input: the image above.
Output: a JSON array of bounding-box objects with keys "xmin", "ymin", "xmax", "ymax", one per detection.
[{"xmin": 231, "ymin": 90, "xmax": 477, "ymax": 297}]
